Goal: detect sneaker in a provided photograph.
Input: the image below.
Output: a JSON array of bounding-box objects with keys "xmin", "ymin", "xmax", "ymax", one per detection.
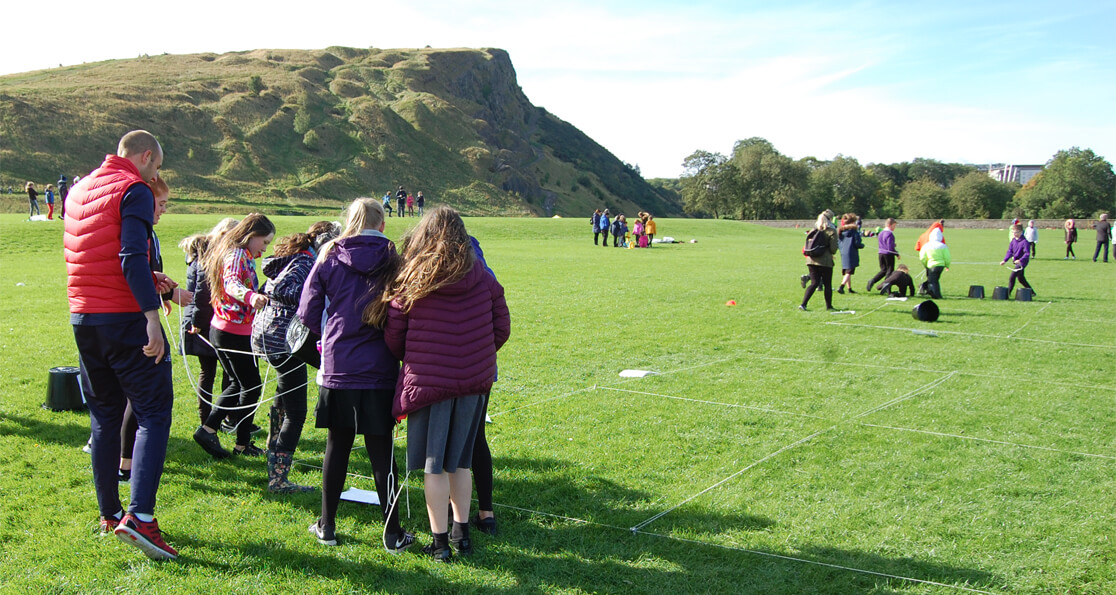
[
  {"xmin": 99, "ymin": 516, "xmax": 120, "ymax": 534},
  {"xmin": 114, "ymin": 514, "xmax": 177, "ymax": 560},
  {"xmin": 82, "ymin": 438, "xmax": 93, "ymax": 454},
  {"xmin": 309, "ymin": 518, "xmax": 337, "ymax": 546},
  {"xmin": 797, "ymin": 305, "xmax": 807, "ymax": 312},
  {"xmin": 193, "ymin": 427, "xmax": 230, "ymax": 459},
  {"xmin": 232, "ymin": 443, "xmax": 265, "ymax": 457},
  {"xmin": 385, "ymin": 530, "xmax": 416, "ymax": 554},
  {"xmin": 421, "ymin": 542, "xmax": 452, "ymax": 563},
  {"xmin": 471, "ymin": 514, "xmax": 498, "ymax": 536}
]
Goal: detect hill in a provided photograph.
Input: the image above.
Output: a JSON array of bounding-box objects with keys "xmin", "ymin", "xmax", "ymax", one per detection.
[{"xmin": 0, "ymin": 47, "xmax": 683, "ymax": 217}]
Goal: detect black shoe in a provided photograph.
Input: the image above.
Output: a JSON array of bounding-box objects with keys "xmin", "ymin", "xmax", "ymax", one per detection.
[
  {"xmin": 193, "ymin": 427, "xmax": 230, "ymax": 459},
  {"xmin": 422, "ymin": 543, "xmax": 452, "ymax": 562},
  {"xmin": 385, "ymin": 530, "xmax": 416, "ymax": 554},
  {"xmin": 471, "ymin": 514, "xmax": 498, "ymax": 536},
  {"xmin": 308, "ymin": 518, "xmax": 337, "ymax": 546},
  {"xmin": 866, "ymin": 282, "xmax": 874, "ymax": 292},
  {"xmin": 232, "ymin": 442, "xmax": 265, "ymax": 457},
  {"xmin": 837, "ymin": 286, "xmax": 845, "ymax": 294},
  {"xmin": 847, "ymin": 288, "xmax": 856, "ymax": 294},
  {"xmin": 118, "ymin": 469, "xmax": 131, "ymax": 483}
]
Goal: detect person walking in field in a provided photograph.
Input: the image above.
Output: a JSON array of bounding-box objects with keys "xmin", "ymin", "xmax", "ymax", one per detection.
[
  {"xmin": 866, "ymin": 218, "xmax": 899, "ymax": 291},
  {"xmin": 64, "ymin": 129, "xmax": 178, "ymax": 559},
  {"xmin": 799, "ymin": 211, "xmax": 839, "ymax": 311},
  {"xmin": 397, "ymin": 186, "xmax": 407, "ymax": 218},
  {"xmin": 44, "ymin": 184, "xmax": 56, "ymax": 219},
  {"xmin": 836, "ymin": 213, "xmax": 864, "ymax": 294},
  {"xmin": 1094, "ymin": 214, "xmax": 1110, "ymax": 263},
  {"xmin": 57, "ymin": 175, "xmax": 69, "ymax": 219},
  {"xmin": 1001, "ymin": 224, "xmax": 1035, "ymax": 297},
  {"xmin": 1024, "ymin": 220, "xmax": 1038, "ymax": 258},
  {"xmin": 416, "ymin": 191, "xmax": 426, "ymax": 216},
  {"xmin": 918, "ymin": 227, "xmax": 951, "ymax": 299},
  {"xmin": 1064, "ymin": 219, "xmax": 1077, "ymax": 260}
]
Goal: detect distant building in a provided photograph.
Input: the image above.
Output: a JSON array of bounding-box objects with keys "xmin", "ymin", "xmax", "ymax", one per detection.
[{"xmin": 988, "ymin": 164, "xmax": 1043, "ymax": 185}]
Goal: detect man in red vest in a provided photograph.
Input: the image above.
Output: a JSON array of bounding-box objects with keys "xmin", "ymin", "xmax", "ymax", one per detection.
[{"xmin": 64, "ymin": 130, "xmax": 177, "ymax": 560}]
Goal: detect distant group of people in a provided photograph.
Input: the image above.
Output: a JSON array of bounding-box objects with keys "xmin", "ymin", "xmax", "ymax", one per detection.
[
  {"xmin": 800, "ymin": 211, "xmax": 1115, "ymax": 309},
  {"xmin": 65, "ymin": 130, "xmax": 507, "ymax": 564},
  {"xmin": 25, "ymin": 175, "xmax": 78, "ymax": 220},
  {"xmin": 590, "ymin": 209, "xmax": 657, "ymax": 248},
  {"xmin": 382, "ymin": 186, "xmax": 425, "ymax": 217}
]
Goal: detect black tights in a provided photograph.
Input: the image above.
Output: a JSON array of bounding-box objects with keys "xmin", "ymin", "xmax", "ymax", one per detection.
[
  {"xmin": 472, "ymin": 393, "xmax": 493, "ymax": 512},
  {"xmin": 1007, "ymin": 268, "xmax": 1031, "ymax": 294},
  {"xmin": 267, "ymin": 354, "xmax": 307, "ymax": 453},
  {"xmin": 204, "ymin": 330, "xmax": 261, "ymax": 447},
  {"xmin": 321, "ymin": 428, "xmax": 401, "ymax": 535},
  {"xmin": 194, "ymin": 354, "xmax": 228, "ymax": 425},
  {"xmin": 1066, "ymin": 243, "xmax": 1075, "ymax": 258},
  {"xmin": 801, "ymin": 264, "xmax": 833, "ymax": 309}
]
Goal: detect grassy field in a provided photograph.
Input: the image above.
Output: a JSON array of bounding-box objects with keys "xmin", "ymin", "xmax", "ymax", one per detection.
[{"xmin": 1, "ymin": 214, "xmax": 1113, "ymax": 594}]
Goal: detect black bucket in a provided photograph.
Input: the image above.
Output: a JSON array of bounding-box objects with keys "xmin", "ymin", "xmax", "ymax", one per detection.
[
  {"xmin": 44, "ymin": 366, "xmax": 86, "ymax": 411},
  {"xmin": 991, "ymin": 286, "xmax": 1009, "ymax": 300},
  {"xmin": 1015, "ymin": 288, "xmax": 1033, "ymax": 301},
  {"xmin": 968, "ymin": 285, "xmax": 985, "ymax": 299},
  {"xmin": 912, "ymin": 300, "xmax": 940, "ymax": 322}
]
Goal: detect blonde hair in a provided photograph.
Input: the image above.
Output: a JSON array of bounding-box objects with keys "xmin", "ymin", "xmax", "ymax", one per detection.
[
  {"xmin": 202, "ymin": 213, "xmax": 275, "ymax": 305},
  {"xmin": 179, "ymin": 218, "xmax": 239, "ymax": 264},
  {"xmin": 25, "ymin": 181, "xmax": 35, "ymax": 191},
  {"xmin": 319, "ymin": 198, "xmax": 385, "ymax": 261},
  {"xmin": 814, "ymin": 212, "xmax": 831, "ymax": 231},
  {"xmin": 364, "ymin": 206, "xmax": 474, "ymax": 327}
]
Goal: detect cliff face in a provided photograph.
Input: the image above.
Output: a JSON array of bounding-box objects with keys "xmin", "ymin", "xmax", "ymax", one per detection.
[{"xmin": 0, "ymin": 47, "xmax": 682, "ymax": 217}]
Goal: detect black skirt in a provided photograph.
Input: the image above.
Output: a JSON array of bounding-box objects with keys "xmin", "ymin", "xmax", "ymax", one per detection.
[{"xmin": 314, "ymin": 387, "xmax": 395, "ymax": 436}]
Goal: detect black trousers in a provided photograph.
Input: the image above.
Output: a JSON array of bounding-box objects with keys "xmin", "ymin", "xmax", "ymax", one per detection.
[
  {"xmin": 205, "ymin": 330, "xmax": 261, "ymax": 447},
  {"xmin": 925, "ymin": 266, "xmax": 944, "ymax": 299},
  {"xmin": 1094, "ymin": 241, "xmax": 1109, "ymax": 262},
  {"xmin": 1007, "ymin": 267, "xmax": 1031, "ymax": 294},
  {"xmin": 866, "ymin": 253, "xmax": 896, "ymax": 290},
  {"xmin": 801, "ymin": 264, "xmax": 833, "ymax": 309},
  {"xmin": 266, "ymin": 353, "xmax": 308, "ymax": 453}
]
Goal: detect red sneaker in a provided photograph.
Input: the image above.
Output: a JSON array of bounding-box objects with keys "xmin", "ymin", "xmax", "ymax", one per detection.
[
  {"xmin": 99, "ymin": 517, "xmax": 120, "ymax": 534},
  {"xmin": 114, "ymin": 514, "xmax": 178, "ymax": 560}
]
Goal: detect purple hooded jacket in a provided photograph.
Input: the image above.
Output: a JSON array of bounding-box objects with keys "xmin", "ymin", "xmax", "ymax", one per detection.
[
  {"xmin": 297, "ymin": 233, "xmax": 399, "ymax": 390},
  {"xmin": 1003, "ymin": 236, "xmax": 1030, "ymax": 268},
  {"xmin": 385, "ymin": 260, "xmax": 510, "ymax": 418}
]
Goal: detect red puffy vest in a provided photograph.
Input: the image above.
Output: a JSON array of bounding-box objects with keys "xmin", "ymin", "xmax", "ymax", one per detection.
[{"xmin": 64, "ymin": 155, "xmax": 152, "ymax": 314}]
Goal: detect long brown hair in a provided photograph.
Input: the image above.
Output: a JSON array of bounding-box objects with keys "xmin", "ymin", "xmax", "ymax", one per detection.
[
  {"xmin": 364, "ymin": 206, "xmax": 474, "ymax": 327},
  {"xmin": 202, "ymin": 213, "xmax": 275, "ymax": 305},
  {"xmin": 272, "ymin": 221, "xmax": 338, "ymax": 257}
]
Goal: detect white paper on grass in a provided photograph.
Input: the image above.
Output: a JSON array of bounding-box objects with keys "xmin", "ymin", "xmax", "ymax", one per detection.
[
  {"xmin": 619, "ymin": 370, "xmax": 656, "ymax": 378},
  {"xmin": 340, "ymin": 488, "xmax": 381, "ymax": 506},
  {"xmin": 887, "ymin": 297, "xmax": 908, "ymax": 301},
  {"xmin": 829, "ymin": 310, "xmax": 856, "ymax": 315}
]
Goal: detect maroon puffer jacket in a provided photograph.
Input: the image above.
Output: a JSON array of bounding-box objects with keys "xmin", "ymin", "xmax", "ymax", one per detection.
[{"xmin": 385, "ymin": 260, "xmax": 510, "ymax": 418}]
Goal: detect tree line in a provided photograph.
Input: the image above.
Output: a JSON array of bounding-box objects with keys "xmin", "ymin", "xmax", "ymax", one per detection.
[{"xmin": 680, "ymin": 138, "xmax": 1116, "ymax": 220}]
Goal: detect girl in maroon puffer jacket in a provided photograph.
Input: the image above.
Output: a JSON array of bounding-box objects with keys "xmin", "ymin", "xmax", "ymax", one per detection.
[{"xmin": 368, "ymin": 206, "xmax": 510, "ymax": 562}]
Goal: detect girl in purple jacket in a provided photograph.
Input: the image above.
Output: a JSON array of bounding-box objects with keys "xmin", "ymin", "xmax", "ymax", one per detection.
[
  {"xmin": 1001, "ymin": 224, "xmax": 1034, "ymax": 296},
  {"xmin": 298, "ymin": 198, "xmax": 413, "ymax": 552},
  {"xmin": 368, "ymin": 206, "xmax": 511, "ymax": 562}
]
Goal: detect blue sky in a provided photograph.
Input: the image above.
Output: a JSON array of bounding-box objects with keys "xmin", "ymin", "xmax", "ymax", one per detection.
[{"xmin": 4, "ymin": 0, "xmax": 1113, "ymax": 178}]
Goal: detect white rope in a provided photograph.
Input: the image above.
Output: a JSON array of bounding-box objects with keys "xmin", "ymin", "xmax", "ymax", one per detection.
[
  {"xmin": 629, "ymin": 373, "xmax": 955, "ymax": 533},
  {"xmin": 823, "ymin": 319, "xmax": 1116, "ymax": 350},
  {"xmin": 859, "ymin": 423, "xmax": 1116, "ymax": 461},
  {"xmin": 596, "ymin": 386, "xmax": 828, "ymax": 420},
  {"xmin": 1005, "ymin": 301, "xmax": 1052, "ymax": 338}
]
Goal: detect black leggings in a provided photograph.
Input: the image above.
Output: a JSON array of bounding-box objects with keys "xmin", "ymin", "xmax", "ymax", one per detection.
[
  {"xmin": 321, "ymin": 428, "xmax": 401, "ymax": 535},
  {"xmin": 866, "ymin": 254, "xmax": 895, "ymax": 290},
  {"xmin": 472, "ymin": 393, "xmax": 493, "ymax": 512},
  {"xmin": 205, "ymin": 329, "xmax": 261, "ymax": 447},
  {"xmin": 1066, "ymin": 243, "xmax": 1075, "ymax": 258},
  {"xmin": 801, "ymin": 264, "xmax": 833, "ymax": 309},
  {"xmin": 1007, "ymin": 268, "xmax": 1032, "ymax": 294},
  {"xmin": 194, "ymin": 353, "xmax": 229, "ymax": 425},
  {"xmin": 267, "ymin": 353, "xmax": 308, "ymax": 453}
]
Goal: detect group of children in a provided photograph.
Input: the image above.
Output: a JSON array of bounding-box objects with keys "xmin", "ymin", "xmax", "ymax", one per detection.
[
  {"xmin": 117, "ymin": 180, "xmax": 507, "ymax": 562},
  {"xmin": 590, "ymin": 209, "xmax": 657, "ymax": 248},
  {"xmin": 800, "ymin": 213, "xmax": 1075, "ymax": 307},
  {"xmin": 24, "ymin": 175, "xmax": 79, "ymax": 220},
  {"xmin": 381, "ymin": 186, "xmax": 425, "ymax": 218}
]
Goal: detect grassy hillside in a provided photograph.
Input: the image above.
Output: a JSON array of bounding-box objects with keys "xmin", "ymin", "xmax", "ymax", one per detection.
[{"xmin": 0, "ymin": 47, "xmax": 683, "ymax": 217}]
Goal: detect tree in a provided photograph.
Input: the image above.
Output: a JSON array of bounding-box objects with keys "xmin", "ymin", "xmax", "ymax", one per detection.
[
  {"xmin": 949, "ymin": 172, "xmax": 1013, "ymax": 218},
  {"xmin": 248, "ymin": 75, "xmax": 265, "ymax": 96},
  {"xmin": 680, "ymin": 150, "xmax": 736, "ymax": 218},
  {"xmin": 900, "ymin": 178, "xmax": 951, "ymax": 219},
  {"xmin": 1013, "ymin": 148, "xmax": 1116, "ymax": 218},
  {"xmin": 804, "ymin": 155, "xmax": 879, "ymax": 218},
  {"xmin": 731, "ymin": 138, "xmax": 808, "ymax": 219},
  {"xmin": 908, "ymin": 158, "xmax": 974, "ymax": 188}
]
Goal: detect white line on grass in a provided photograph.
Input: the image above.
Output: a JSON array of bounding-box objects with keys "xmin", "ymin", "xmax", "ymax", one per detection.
[
  {"xmin": 601, "ymin": 380, "xmax": 1116, "ymax": 461},
  {"xmin": 1005, "ymin": 301, "xmax": 1053, "ymax": 338},
  {"xmin": 595, "ymin": 386, "xmax": 829, "ymax": 419},
  {"xmin": 489, "ymin": 502, "xmax": 995, "ymax": 593},
  {"xmin": 629, "ymin": 373, "xmax": 955, "ymax": 533},
  {"xmin": 823, "ymin": 321, "xmax": 1116, "ymax": 350}
]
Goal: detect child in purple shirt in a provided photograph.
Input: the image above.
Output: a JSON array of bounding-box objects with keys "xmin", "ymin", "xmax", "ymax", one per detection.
[
  {"xmin": 1000, "ymin": 224, "xmax": 1034, "ymax": 296},
  {"xmin": 866, "ymin": 218, "xmax": 899, "ymax": 291}
]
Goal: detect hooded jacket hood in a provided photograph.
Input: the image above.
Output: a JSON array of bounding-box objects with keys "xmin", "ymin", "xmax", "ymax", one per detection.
[
  {"xmin": 333, "ymin": 233, "xmax": 396, "ymax": 278},
  {"xmin": 261, "ymin": 253, "xmax": 298, "ymax": 279}
]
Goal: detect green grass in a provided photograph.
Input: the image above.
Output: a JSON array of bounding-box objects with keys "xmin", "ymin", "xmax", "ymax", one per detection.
[{"xmin": 1, "ymin": 215, "xmax": 1114, "ymax": 593}]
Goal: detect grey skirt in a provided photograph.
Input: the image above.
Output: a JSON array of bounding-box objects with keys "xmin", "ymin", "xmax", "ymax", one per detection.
[{"xmin": 406, "ymin": 394, "xmax": 484, "ymax": 474}]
